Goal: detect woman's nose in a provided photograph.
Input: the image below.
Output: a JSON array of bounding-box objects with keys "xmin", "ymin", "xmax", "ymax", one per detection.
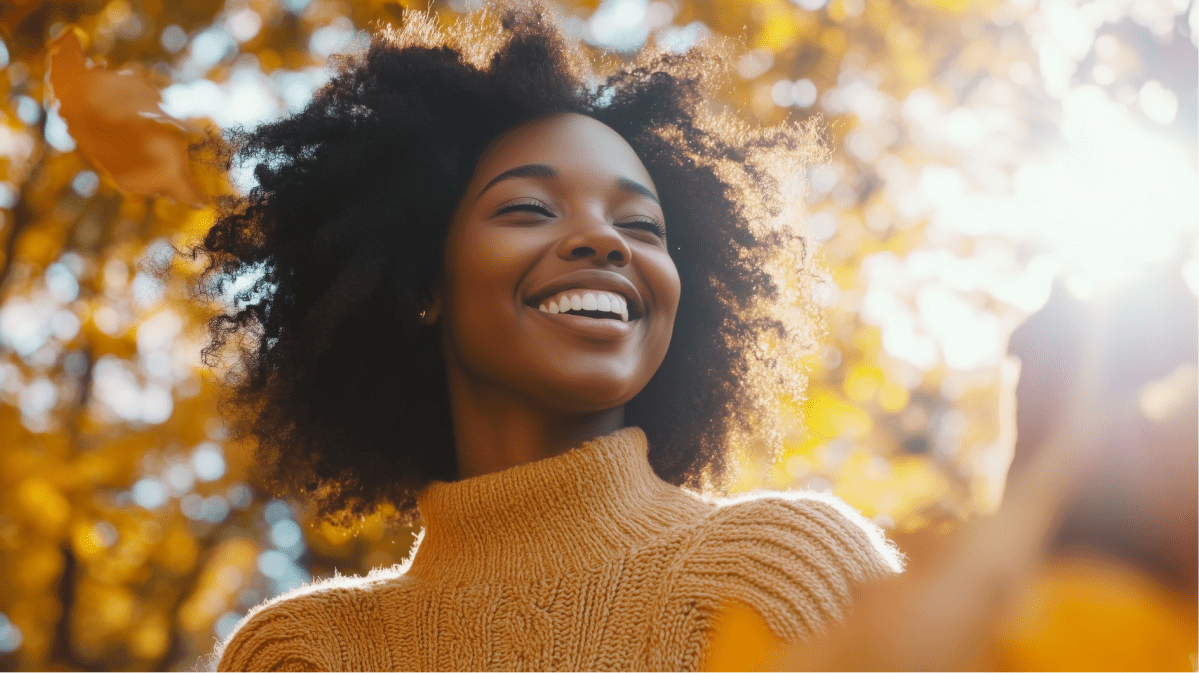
[{"xmin": 556, "ymin": 214, "xmax": 632, "ymax": 266}]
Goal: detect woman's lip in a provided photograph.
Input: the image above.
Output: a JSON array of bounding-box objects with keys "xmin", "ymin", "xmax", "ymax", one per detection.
[{"xmin": 526, "ymin": 304, "xmax": 637, "ymax": 340}]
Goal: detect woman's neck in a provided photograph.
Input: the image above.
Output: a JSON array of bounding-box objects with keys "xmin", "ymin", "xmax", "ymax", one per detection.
[{"xmin": 446, "ymin": 372, "xmax": 626, "ymax": 480}]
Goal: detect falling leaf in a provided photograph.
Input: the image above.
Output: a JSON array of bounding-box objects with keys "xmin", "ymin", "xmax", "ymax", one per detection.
[{"xmin": 45, "ymin": 28, "xmax": 207, "ymax": 207}]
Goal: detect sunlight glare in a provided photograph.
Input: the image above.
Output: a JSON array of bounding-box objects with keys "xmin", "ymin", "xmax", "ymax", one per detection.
[{"xmin": 1013, "ymin": 86, "xmax": 1196, "ymax": 288}]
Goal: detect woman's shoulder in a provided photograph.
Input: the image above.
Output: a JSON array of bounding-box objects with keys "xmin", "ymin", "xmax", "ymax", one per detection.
[
  {"xmin": 211, "ymin": 565, "xmax": 412, "ymax": 672},
  {"xmin": 676, "ymin": 490, "xmax": 903, "ymax": 640},
  {"xmin": 698, "ymin": 489, "xmax": 903, "ymax": 574}
]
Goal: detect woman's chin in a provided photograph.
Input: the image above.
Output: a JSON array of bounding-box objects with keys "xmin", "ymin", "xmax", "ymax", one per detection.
[{"xmin": 529, "ymin": 373, "xmax": 643, "ymax": 417}]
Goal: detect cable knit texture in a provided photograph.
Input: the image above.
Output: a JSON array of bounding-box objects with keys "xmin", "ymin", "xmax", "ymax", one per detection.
[{"xmin": 213, "ymin": 427, "xmax": 901, "ymax": 671}]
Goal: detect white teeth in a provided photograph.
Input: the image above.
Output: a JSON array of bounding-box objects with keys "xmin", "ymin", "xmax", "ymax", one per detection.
[
  {"xmin": 535, "ymin": 290, "xmax": 633, "ymax": 321},
  {"xmin": 613, "ymin": 296, "xmax": 627, "ymax": 322}
]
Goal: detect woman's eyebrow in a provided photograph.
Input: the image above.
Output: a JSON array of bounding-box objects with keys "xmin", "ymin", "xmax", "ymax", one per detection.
[
  {"xmin": 475, "ymin": 164, "xmax": 660, "ymax": 206},
  {"xmin": 616, "ymin": 177, "xmax": 659, "ymax": 204},
  {"xmin": 475, "ymin": 164, "xmax": 556, "ymax": 202}
]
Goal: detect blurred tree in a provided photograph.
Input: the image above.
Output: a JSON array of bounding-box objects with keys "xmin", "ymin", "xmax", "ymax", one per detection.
[{"xmin": 0, "ymin": 0, "xmax": 1192, "ymax": 670}]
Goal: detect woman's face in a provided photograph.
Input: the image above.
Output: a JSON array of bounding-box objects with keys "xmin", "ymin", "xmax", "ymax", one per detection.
[{"xmin": 437, "ymin": 113, "xmax": 680, "ymax": 414}]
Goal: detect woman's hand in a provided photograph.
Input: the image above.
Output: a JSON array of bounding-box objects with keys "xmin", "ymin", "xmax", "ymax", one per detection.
[{"xmin": 704, "ymin": 278, "xmax": 1175, "ymax": 671}]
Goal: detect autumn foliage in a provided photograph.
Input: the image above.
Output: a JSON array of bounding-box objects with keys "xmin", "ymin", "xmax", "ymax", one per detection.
[{"xmin": 0, "ymin": 0, "xmax": 1193, "ymax": 670}]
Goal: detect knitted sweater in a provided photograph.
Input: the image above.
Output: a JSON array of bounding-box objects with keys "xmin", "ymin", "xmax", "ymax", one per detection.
[{"xmin": 214, "ymin": 427, "xmax": 900, "ymax": 671}]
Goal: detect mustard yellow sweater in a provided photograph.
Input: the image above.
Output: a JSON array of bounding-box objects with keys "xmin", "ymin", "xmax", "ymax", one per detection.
[{"xmin": 214, "ymin": 428, "xmax": 900, "ymax": 671}]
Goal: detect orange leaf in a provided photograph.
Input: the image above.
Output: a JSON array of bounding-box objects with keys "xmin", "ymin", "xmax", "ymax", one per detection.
[
  {"xmin": 46, "ymin": 27, "xmax": 207, "ymax": 207},
  {"xmin": 702, "ymin": 600, "xmax": 788, "ymax": 671}
]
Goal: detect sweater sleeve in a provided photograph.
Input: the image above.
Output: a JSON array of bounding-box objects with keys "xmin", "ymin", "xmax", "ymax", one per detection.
[
  {"xmin": 679, "ymin": 492, "xmax": 902, "ymax": 642},
  {"xmin": 214, "ymin": 593, "xmax": 344, "ymax": 672}
]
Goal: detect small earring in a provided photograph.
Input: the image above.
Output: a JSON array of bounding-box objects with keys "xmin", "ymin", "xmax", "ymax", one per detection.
[{"xmin": 418, "ymin": 309, "xmax": 427, "ymax": 320}]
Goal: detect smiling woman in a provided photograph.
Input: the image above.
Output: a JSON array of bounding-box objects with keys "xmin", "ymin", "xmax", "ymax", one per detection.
[
  {"xmin": 196, "ymin": 4, "xmax": 899, "ymax": 671},
  {"xmin": 438, "ymin": 114, "xmax": 681, "ymax": 478}
]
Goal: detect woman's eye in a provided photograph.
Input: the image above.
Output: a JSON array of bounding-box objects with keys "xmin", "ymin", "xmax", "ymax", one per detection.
[
  {"xmin": 620, "ymin": 218, "xmax": 667, "ymax": 239},
  {"xmin": 494, "ymin": 199, "xmax": 555, "ymax": 218}
]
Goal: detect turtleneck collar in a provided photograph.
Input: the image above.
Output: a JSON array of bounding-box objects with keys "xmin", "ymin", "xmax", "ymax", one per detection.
[{"xmin": 406, "ymin": 427, "xmax": 711, "ymax": 585}]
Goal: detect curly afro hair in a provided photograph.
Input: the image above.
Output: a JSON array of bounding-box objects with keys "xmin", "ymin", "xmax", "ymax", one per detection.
[{"xmin": 197, "ymin": 4, "xmax": 824, "ymax": 525}]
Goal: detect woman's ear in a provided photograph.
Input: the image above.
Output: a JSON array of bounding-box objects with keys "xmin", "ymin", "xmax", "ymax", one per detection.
[{"xmin": 417, "ymin": 283, "xmax": 443, "ymax": 326}]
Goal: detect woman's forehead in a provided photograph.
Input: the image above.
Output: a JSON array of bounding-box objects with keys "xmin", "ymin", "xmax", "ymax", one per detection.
[{"xmin": 469, "ymin": 113, "xmax": 657, "ymax": 196}]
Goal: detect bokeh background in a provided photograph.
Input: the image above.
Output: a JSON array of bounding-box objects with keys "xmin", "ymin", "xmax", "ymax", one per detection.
[{"xmin": 0, "ymin": 0, "xmax": 1194, "ymax": 670}]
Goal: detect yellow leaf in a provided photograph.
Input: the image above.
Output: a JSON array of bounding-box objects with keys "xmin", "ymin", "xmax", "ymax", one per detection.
[
  {"xmin": 16, "ymin": 477, "xmax": 71, "ymax": 536},
  {"xmin": 153, "ymin": 522, "xmax": 199, "ymax": 575},
  {"xmin": 178, "ymin": 537, "xmax": 258, "ymax": 633},
  {"xmin": 12, "ymin": 543, "xmax": 65, "ymax": 589},
  {"xmin": 131, "ymin": 612, "xmax": 170, "ymax": 659},
  {"xmin": 754, "ymin": 6, "xmax": 817, "ymax": 52},
  {"xmin": 71, "ymin": 519, "xmax": 106, "ymax": 560}
]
